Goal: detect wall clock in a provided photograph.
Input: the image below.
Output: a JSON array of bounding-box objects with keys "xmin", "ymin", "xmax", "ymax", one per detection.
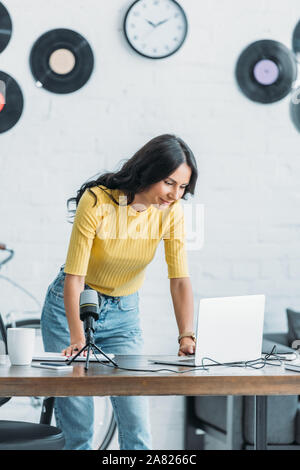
[{"xmin": 123, "ymin": 0, "xmax": 188, "ymax": 59}]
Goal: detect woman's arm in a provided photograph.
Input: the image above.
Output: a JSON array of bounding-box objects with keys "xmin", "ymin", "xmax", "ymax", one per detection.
[
  {"xmin": 62, "ymin": 273, "xmax": 86, "ymax": 356},
  {"xmin": 170, "ymin": 277, "xmax": 196, "ymax": 356}
]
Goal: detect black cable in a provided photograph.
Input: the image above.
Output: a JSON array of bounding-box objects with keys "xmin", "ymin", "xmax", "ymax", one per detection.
[
  {"xmin": 86, "ymin": 344, "xmax": 286, "ymax": 375},
  {"xmin": 200, "ymin": 345, "xmax": 285, "ymax": 371},
  {"xmin": 200, "ymin": 345, "xmax": 284, "ymax": 371},
  {"xmin": 90, "ymin": 347, "xmax": 199, "ymax": 374}
]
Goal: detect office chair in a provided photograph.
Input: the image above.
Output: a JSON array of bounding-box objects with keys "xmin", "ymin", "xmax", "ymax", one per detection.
[{"xmin": 0, "ymin": 313, "xmax": 65, "ymax": 450}]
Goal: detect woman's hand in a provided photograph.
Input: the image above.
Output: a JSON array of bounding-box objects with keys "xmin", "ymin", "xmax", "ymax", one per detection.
[
  {"xmin": 61, "ymin": 338, "xmax": 86, "ymax": 357},
  {"xmin": 178, "ymin": 337, "xmax": 196, "ymax": 356}
]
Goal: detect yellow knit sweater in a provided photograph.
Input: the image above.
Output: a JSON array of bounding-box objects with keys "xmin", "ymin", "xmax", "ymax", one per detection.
[{"xmin": 64, "ymin": 186, "xmax": 189, "ymax": 296}]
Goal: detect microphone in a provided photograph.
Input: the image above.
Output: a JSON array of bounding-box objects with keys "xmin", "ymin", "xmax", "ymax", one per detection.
[
  {"xmin": 79, "ymin": 290, "xmax": 101, "ymax": 342},
  {"xmin": 67, "ymin": 288, "xmax": 118, "ymax": 370}
]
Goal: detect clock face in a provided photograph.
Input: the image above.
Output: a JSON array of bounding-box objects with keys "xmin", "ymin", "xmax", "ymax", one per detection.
[{"xmin": 124, "ymin": 0, "xmax": 188, "ymax": 59}]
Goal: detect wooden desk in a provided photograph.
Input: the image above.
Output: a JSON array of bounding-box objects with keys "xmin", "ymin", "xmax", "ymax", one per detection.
[{"xmin": 1, "ymin": 355, "xmax": 300, "ymax": 450}]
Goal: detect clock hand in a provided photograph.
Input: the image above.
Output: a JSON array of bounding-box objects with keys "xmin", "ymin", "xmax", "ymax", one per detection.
[
  {"xmin": 141, "ymin": 17, "xmax": 170, "ymax": 41},
  {"xmin": 145, "ymin": 19, "xmax": 156, "ymax": 27},
  {"xmin": 142, "ymin": 19, "xmax": 159, "ymax": 40},
  {"xmin": 155, "ymin": 18, "xmax": 171, "ymax": 27}
]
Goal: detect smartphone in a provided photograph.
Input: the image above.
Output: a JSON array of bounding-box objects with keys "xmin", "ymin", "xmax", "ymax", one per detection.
[{"xmin": 32, "ymin": 362, "xmax": 73, "ymax": 370}]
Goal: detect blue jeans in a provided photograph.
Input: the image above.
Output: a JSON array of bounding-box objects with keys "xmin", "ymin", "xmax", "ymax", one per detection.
[{"xmin": 41, "ymin": 266, "xmax": 152, "ymax": 450}]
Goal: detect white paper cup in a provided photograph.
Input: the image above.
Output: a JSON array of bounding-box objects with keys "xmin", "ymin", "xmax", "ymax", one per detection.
[{"xmin": 7, "ymin": 328, "xmax": 35, "ymax": 365}]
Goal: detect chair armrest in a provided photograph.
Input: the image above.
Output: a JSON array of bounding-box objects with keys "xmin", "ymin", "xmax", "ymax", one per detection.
[
  {"xmin": 264, "ymin": 332, "xmax": 289, "ymax": 346},
  {"xmin": 262, "ymin": 336, "xmax": 295, "ymax": 355}
]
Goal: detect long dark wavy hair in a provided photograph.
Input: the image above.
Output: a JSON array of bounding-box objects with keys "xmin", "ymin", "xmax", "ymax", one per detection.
[{"xmin": 67, "ymin": 134, "xmax": 198, "ymax": 219}]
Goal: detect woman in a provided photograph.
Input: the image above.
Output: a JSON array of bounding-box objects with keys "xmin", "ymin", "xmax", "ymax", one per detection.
[{"xmin": 41, "ymin": 134, "xmax": 198, "ymax": 450}]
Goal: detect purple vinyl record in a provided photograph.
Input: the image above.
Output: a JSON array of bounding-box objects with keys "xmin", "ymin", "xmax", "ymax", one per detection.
[{"xmin": 235, "ymin": 39, "xmax": 297, "ymax": 104}]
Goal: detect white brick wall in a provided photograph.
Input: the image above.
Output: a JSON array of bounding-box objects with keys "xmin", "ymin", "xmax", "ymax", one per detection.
[{"xmin": 1, "ymin": 0, "xmax": 300, "ymax": 450}]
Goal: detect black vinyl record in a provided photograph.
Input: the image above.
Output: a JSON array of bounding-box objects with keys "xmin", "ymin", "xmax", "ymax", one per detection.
[
  {"xmin": 235, "ymin": 39, "xmax": 297, "ymax": 104},
  {"xmin": 292, "ymin": 20, "xmax": 300, "ymax": 59},
  {"xmin": 290, "ymin": 87, "xmax": 300, "ymax": 131},
  {"xmin": 0, "ymin": 2, "xmax": 12, "ymax": 53},
  {"xmin": 0, "ymin": 71, "xmax": 23, "ymax": 133},
  {"xmin": 29, "ymin": 28, "xmax": 94, "ymax": 94}
]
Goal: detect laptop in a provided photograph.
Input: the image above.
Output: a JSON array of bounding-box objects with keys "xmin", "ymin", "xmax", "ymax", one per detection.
[{"xmin": 149, "ymin": 294, "xmax": 266, "ymax": 367}]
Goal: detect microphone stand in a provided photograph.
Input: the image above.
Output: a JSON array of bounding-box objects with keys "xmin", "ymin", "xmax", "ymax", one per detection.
[{"xmin": 66, "ymin": 298, "xmax": 118, "ymax": 371}]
